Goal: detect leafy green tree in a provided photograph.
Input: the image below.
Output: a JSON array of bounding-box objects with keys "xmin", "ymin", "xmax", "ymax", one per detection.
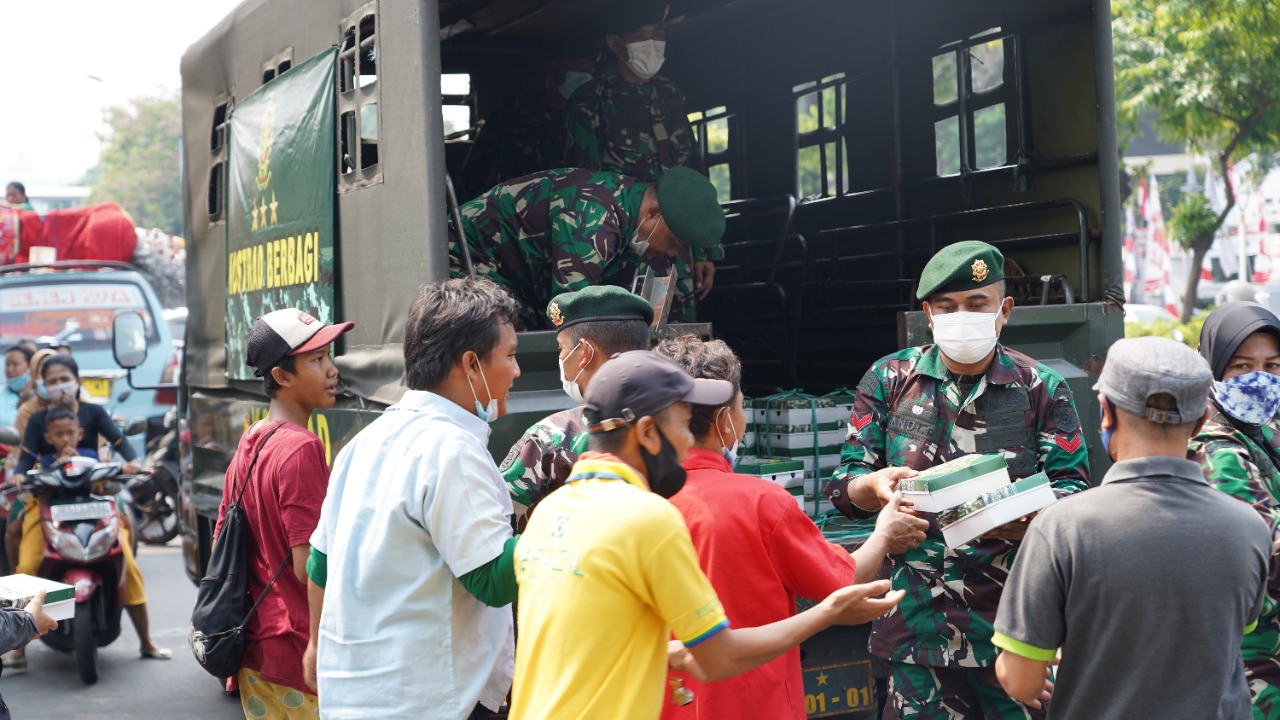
[
  {"xmin": 85, "ymin": 92, "xmax": 183, "ymax": 237},
  {"xmin": 1114, "ymin": 0, "xmax": 1280, "ymax": 321}
]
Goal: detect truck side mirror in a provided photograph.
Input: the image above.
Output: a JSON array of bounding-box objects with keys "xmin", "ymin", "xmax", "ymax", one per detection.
[{"xmin": 113, "ymin": 312, "xmax": 149, "ymax": 370}]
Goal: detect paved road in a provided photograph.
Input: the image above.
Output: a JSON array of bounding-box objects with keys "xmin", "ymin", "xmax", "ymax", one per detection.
[{"xmin": 1, "ymin": 542, "xmax": 244, "ymax": 719}]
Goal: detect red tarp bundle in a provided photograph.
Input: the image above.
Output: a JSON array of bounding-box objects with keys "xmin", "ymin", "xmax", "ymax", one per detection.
[{"xmin": 2, "ymin": 203, "xmax": 136, "ymax": 265}]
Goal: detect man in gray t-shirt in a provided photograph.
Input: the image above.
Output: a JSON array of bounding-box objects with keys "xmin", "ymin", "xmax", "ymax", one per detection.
[{"xmin": 992, "ymin": 337, "xmax": 1270, "ymax": 720}]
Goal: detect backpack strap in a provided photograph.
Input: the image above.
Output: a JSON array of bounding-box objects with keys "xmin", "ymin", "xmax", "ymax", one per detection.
[
  {"xmin": 242, "ymin": 552, "xmax": 295, "ymax": 629},
  {"xmin": 230, "ymin": 423, "xmax": 286, "ymax": 506}
]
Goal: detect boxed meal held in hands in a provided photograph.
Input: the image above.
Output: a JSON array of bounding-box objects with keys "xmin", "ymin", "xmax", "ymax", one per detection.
[
  {"xmin": 0, "ymin": 574, "xmax": 75, "ymax": 622},
  {"xmin": 937, "ymin": 472, "xmax": 1057, "ymax": 548},
  {"xmin": 896, "ymin": 453, "xmax": 1010, "ymax": 513}
]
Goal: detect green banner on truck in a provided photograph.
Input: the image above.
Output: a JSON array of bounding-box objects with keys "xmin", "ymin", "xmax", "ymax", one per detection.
[{"xmin": 225, "ymin": 47, "xmax": 337, "ymax": 380}]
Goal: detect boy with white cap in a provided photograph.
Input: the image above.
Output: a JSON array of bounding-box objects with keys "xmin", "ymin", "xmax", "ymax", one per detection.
[{"xmin": 215, "ymin": 308, "xmax": 352, "ymax": 717}]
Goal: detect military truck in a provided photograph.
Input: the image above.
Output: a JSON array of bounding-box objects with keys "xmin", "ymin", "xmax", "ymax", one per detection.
[{"xmin": 165, "ymin": 1, "xmax": 1125, "ymax": 715}]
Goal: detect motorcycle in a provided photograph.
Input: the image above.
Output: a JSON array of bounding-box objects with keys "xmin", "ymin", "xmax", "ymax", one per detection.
[
  {"xmin": 129, "ymin": 417, "xmax": 180, "ymax": 546},
  {"xmin": 24, "ymin": 456, "xmax": 130, "ymax": 684}
]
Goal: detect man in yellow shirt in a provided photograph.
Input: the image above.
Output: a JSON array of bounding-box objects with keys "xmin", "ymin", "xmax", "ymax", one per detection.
[{"xmin": 512, "ymin": 351, "xmax": 905, "ymax": 719}]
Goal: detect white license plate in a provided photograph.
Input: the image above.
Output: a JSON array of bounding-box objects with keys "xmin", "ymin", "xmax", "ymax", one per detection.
[{"xmin": 50, "ymin": 502, "xmax": 114, "ymax": 522}]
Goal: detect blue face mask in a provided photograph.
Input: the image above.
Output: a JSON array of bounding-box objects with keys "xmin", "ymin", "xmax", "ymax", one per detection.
[
  {"xmin": 35, "ymin": 380, "xmax": 48, "ymax": 400},
  {"xmin": 465, "ymin": 359, "xmax": 499, "ymax": 424},
  {"xmin": 1099, "ymin": 398, "xmax": 1116, "ymax": 456},
  {"xmin": 1214, "ymin": 371, "xmax": 1280, "ymax": 426},
  {"xmin": 5, "ymin": 375, "xmax": 25, "ymax": 393}
]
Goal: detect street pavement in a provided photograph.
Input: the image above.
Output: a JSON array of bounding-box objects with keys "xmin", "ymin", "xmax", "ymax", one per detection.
[{"xmin": 1, "ymin": 542, "xmax": 245, "ymax": 719}]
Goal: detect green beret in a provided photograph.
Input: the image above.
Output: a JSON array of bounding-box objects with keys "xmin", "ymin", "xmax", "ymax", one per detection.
[
  {"xmin": 916, "ymin": 240, "xmax": 1005, "ymax": 300},
  {"xmin": 605, "ymin": 2, "xmax": 671, "ymax": 34},
  {"xmin": 655, "ymin": 167, "xmax": 725, "ymax": 249},
  {"xmin": 547, "ymin": 285, "xmax": 654, "ymax": 331}
]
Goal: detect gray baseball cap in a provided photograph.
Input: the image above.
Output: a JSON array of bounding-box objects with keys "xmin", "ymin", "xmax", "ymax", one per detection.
[
  {"xmin": 1093, "ymin": 336, "xmax": 1212, "ymax": 424},
  {"xmin": 584, "ymin": 351, "xmax": 735, "ymax": 432}
]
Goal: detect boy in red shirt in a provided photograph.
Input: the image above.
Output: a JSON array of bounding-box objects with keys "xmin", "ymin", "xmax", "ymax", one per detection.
[
  {"xmin": 655, "ymin": 335, "xmax": 929, "ymax": 719},
  {"xmin": 214, "ymin": 309, "xmax": 352, "ymax": 718}
]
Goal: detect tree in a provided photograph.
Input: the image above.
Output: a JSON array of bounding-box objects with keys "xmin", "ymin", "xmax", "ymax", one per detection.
[
  {"xmin": 85, "ymin": 92, "xmax": 183, "ymax": 238},
  {"xmin": 1114, "ymin": 0, "xmax": 1280, "ymax": 321}
]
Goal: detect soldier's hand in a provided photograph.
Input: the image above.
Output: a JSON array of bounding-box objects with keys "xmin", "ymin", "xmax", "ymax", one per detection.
[
  {"xmin": 819, "ymin": 579, "xmax": 904, "ymax": 626},
  {"xmin": 874, "ymin": 492, "xmax": 931, "ymax": 553},
  {"xmin": 694, "ymin": 261, "xmax": 716, "ymax": 300},
  {"xmin": 983, "ymin": 513, "xmax": 1037, "ymax": 541},
  {"xmin": 854, "ymin": 466, "xmax": 919, "ymax": 511},
  {"xmin": 26, "ymin": 590, "xmax": 58, "ymax": 636}
]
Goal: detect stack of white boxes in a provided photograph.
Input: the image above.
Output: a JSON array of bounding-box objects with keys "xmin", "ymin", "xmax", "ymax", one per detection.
[{"xmin": 732, "ymin": 391, "xmax": 856, "ymax": 517}]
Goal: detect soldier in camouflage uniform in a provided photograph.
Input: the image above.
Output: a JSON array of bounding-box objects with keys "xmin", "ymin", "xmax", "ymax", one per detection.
[
  {"xmin": 500, "ymin": 286, "xmax": 654, "ymax": 530},
  {"xmin": 459, "ymin": 49, "xmax": 596, "ymax": 199},
  {"xmin": 565, "ymin": 3, "xmax": 719, "ymax": 323},
  {"xmin": 449, "ymin": 166, "xmax": 724, "ymax": 330},
  {"xmin": 821, "ymin": 241, "xmax": 1090, "ymax": 720},
  {"xmin": 1190, "ymin": 301, "xmax": 1280, "ymax": 719}
]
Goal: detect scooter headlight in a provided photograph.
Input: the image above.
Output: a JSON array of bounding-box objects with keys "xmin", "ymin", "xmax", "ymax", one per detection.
[
  {"xmin": 85, "ymin": 516, "xmax": 119, "ymax": 561},
  {"xmin": 43, "ymin": 520, "xmax": 90, "ymax": 563}
]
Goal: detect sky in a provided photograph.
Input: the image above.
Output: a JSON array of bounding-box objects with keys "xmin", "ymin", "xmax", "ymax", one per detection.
[{"xmin": 1, "ymin": 0, "xmax": 245, "ymax": 187}]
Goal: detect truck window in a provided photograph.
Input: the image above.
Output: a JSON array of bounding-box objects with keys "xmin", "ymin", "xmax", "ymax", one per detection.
[
  {"xmin": 795, "ymin": 73, "xmax": 848, "ymax": 200},
  {"xmin": 339, "ymin": 3, "xmax": 381, "ymax": 188},
  {"xmin": 933, "ymin": 30, "xmax": 1013, "ymax": 176},
  {"xmin": 688, "ymin": 106, "xmax": 733, "ymax": 203},
  {"xmin": 262, "ymin": 47, "xmax": 295, "ymax": 85},
  {"xmin": 441, "ymin": 73, "xmax": 473, "ymax": 140},
  {"xmin": 208, "ymin": 98, "xmax": 230, "ymax": 224}
]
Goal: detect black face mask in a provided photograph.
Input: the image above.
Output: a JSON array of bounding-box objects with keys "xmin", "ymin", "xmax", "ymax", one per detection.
[{"xmin": 640, "ymin": 425, "xmax": 686, "ymax": 499}]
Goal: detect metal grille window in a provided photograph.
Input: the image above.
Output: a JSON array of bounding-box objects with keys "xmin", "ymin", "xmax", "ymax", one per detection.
[
  {"xmin": 338, "ymin": 1, "xmax": 381, "ymax": 190},
  {"xmin": 687, "ymin": 106, "xmax": 733, "ymax": 203},
  {"xmin": 794, "ymin": 73, "xmax": 848, "ymax": 200},
  {"xmin": 933, "ymin": 30, "xmax": 1013, "ymax": 176},
  {"xmin": 208, "ymin": 97, "xmax": 231, "ymax": 223}
]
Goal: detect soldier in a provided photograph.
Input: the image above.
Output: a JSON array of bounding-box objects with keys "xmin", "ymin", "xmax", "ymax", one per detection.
[
  {"xmin": 1189, "ymin": 301, "xmax": 1280, "ymax": 718},
  {"xmin": 820, "ymin": 240, "xmax": 1090, "ymax": 720},
  {"xmin": 449, "ymin": 166, "xmax": 724, "ymax": 330},
  {"xmin": 501, "ymin": 285, "xmax": 654, "ymax": 530},
  {"xmin": 565, "ymin": 3, "xmax": 717, "ymax": 323},
  {"xmin": 459, "ymin": 44, "xmax": 596, "ymax": 199}
]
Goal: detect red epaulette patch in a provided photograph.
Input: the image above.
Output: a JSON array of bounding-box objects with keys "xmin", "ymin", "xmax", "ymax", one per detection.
[{"xmin": 1055, "ymin": 435, "xmax": 1082, "ymax": 453}]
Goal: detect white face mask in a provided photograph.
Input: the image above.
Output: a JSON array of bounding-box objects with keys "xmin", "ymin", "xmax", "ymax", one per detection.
[
  {"xmin": 631, "ymin": 215, "xmax": 662, "ymax": 257},
  {"xmin": 557, "ymin": 341, "xmax": 593, "ymax": 404},
  {"xmin": 558, "ymin": 71, "xmax": 593, "ymax": 100},
  {"xmin": 622, "ymin": 39, "xmax": 666, "ymax": 80},
  {"xmin": 929, "ymin": 310, "xmax": 1000, "ymax": 365},
  {"xmin": 715, "ymin": 407, "xmax": 740, "ymax": 467},
  {"xmin": 47, "ymin": 381, "xmax": 79, "ymax": 406},
  {"xmin": 464, "ymin": 360, "xmax": 499, "ymax": 423}
]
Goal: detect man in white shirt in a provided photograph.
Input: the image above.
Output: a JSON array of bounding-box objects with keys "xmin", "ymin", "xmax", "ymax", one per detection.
[{"xmin": 304, "ymin": 278, "xmax": 522, "ymax": 719}]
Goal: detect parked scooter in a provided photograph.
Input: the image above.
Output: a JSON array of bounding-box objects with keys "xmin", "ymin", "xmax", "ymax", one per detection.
[
  {"xmin": 128, "ymin": 416, "xmax": 180, "ymax": 546},
  {"xmin": 23, "ymin": 456, "xmax": 130, "ymax": 684}
]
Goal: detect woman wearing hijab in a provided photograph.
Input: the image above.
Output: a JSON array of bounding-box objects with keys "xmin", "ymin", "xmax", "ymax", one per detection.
[{"xmin": 1191, "ymin": 300, "xmax": 1280, "ymax": 717}]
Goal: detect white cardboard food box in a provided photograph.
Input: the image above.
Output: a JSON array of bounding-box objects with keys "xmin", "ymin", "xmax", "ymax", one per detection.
[
  {"xmin": 0, "ymin": 574, "xmax": 75, "ymax": 622},
  {"xmin": 938, "ymin": 473, "xmax": 1057, "ymax": 548},
  {"xmin": 897, "ymin": 454, "xmax": 1011, "ymax": 514}
]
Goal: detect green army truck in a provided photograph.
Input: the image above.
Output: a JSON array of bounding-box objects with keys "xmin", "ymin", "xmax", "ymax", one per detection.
[{"xmin": 171, "ymin": 1, "xmax": 1124, "ymax": 716}]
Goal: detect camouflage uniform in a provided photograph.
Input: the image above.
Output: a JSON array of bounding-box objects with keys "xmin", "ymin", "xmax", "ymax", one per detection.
[
  {"xmin": 565, "ymin": 62, "xmax": 720, "ymax": 322},
  {"xmin": 1190, "ymin": 414, "xmax": 1280, "ymax": 720},
  {"xmin": 821, "ymin": 344, "xmax": 1090, "ymax": 720},
  {"xmin": 449, "ymin": 168, "xmax": 646, "ymax": 330},
  {"xmin": 499, "ymin": 406, "xmax": 590, "ymax": 533},
  {"xmin": 461, "ymin": 92, "xmax": 567, "ymax": 200}
]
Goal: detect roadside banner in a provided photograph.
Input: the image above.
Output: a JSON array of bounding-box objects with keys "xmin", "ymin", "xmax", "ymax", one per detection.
[{"xmin": 225, "ymin": 47, "xmax": 337, "ymax": 380}]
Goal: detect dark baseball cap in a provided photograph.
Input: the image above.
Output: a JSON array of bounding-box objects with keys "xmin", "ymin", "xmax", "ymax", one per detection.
[
  {"xmin": 585, "ymin": 350, "xmax": 734, "ymax": 431},
  {"xmin": 1094, "ymin": 336, "xmax": 1212, "ymax": 424},
  {"xmin": 245, "ymin": 308, "xmax": 354, "ymax": 377}
]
